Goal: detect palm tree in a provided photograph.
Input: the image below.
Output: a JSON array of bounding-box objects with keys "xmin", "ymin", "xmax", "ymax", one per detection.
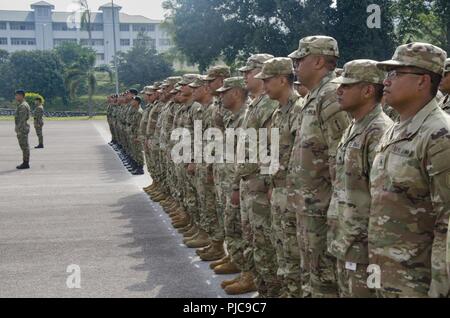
[
  {"xmin": 78, "ymin": 0, "xmax": 93, "ymax": 48},
  {"xmin": 65, "ymin": 53, "xmax": 113, "ymax": 117}
]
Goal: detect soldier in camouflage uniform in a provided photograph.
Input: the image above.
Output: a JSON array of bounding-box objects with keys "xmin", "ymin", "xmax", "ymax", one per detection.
[
  {"xmin": 33, "ymin": 96, "xmax": 45, "ymax": 149},
  {"xmin": 369, "ymin": 42, "xmax": 450, "ymax": 298},
  {"xmin": 187, "ymin": 75, "xmax": 227, "ymax": 261},
  {"xmin": 14, "ymin": 89, "xmax": 31, "ymax": 170},
  {"xmin": 215, "ymin": 77, "xmax": 256, "ymax": 295},
  {"xmin": 439, "ymin": 58, "xmax": 450, "ymax": 114},
  {"xmin": 327, "ymin": 60, "xmax": 393, "ymax": 298},
  {"xmin": 146, "ymin": 83, "xmax": 170, "ymax": 202},
  {"xmin": 255, "ymin": 57, "xmax": 304, "ymax": 298},
  {"xmin": 128, "ymin": 96, "xmax": 144, "ymax": 175},
  {"xmin": 287, "ymin": 36, "xmax": 350, "ymax": 298},
  {"xmin": 231, "ymin": 54, "xmax": 281, "ymax": 297}
]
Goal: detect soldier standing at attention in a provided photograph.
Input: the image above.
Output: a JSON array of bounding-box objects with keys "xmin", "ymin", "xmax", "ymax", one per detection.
[
  {"xmin": 255, "ymin": 57, "xmax": 304, "ymax": 298},
  {"xmin": 439, "ymin": 58, "xmax": 450, "ymax": 114},
  {"xmin": 14, "ymin": 89, "xmax": 31, "ymax": 170},
  {"xmin": 33, "ymin": 97, "xmax": 45, "ymax": 149},
  {"xmin": 327, "ymin": 60, "xmax": 392, "ymax": 298},
  {"xmin": 287, "ymin": 36, "xmax": 350, "ymax": 298},
  {"xmin": 369, "ymin": 43, "xmax": 450, "ymax": 298}
]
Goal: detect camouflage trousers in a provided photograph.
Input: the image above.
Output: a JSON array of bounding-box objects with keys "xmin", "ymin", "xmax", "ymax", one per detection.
[
  {"xmin": 130, "ymin": 135, "xmax": 144, "ymax": 165},
  {"xmin": 242, "ymin": 177, "xmax": 281, "ymax": 298},
  {"xmin": 143, "ymin": 140, "xmax": 152, "ymax": 175},
  {"xmin": 296, "ymin": 212, "xmax": 339, "ymax": 298},
  {"xmin": 213, "ymin": 164, "xmax": 226, "ymax": 241},
  {"xmin": 196, "ymin": 163, "xmax": 223, "ymax": 240},
  {"xmin": 166, "ymin": 151, "xmax": 181, "ymax": 202},
  {"xmin": 17, "ymin": 133, "xmax": 30, "ymax": 162},
  {"xmin": 336, "ymin": 260, "xmax": 375, "ymax": 298},
  {"xmin": 223, "ymin": 180, "xmax": 246, "ymax": 271},
  {"xmin": 34, "ymin": 125, "xmax": 43, "ymax": 145},
  {"xmin": 177, "ymin": 164, "xmax": 198, "ymax": 223},
  {"xmin": 271, "ymin": 187, "xmax": 302, "ymax": 298},
  {"xmin": 158, "ymin": 148, "xmax": 169, "ymax": 193}
]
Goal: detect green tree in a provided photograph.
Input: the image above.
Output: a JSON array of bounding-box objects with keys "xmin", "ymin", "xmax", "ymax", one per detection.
[
  {"xmin": 331, "ymin": 0, "xmax": 396, "ymax": 64},
  {"xmin": 79, "ymin": 0, "xmax": 94, "ymax": 48},
  {"xmin": 116, "ymin": 32, "xmax": 174, "ymax": 87},
  {"xmin": 8, "ymin": 50, "xmax": 66, "ymax": 101},
  {"xmin": 64, "ymin": 53, "xmax": 113, "ymax": 117}
]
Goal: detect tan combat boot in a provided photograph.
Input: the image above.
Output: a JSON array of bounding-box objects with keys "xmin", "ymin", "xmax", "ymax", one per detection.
[
  {"xmin": 183, "ymin": 228, "xmax": 200, "ymax": 244},
  {"xmin": 221, "ymin": 274, "xmax": 241, "ymax": 289},
  {"xmin": 183, "ymin": 225, "xmax": 198, "ymax": 238},
  {"xmin": 224, "ymin": 272, "xmax": 257, "ymax": 295},
  {"xmin": 213, "ymin": 261, "xmax": 240, "ymax": 275},
  {"xmin": 185, "ymin": 230, "xmax": 210, "ymax": 248},
  {"xmin": 199, "ymin": 240, "xmax": 225, "ymax": 261},
  {"xmin": 209, "ymin": 255, "xmax": 230, "ymax": 270},
  {"xmin": 173, "ymin": 215, "xmax": 191, "ymax": 229}
]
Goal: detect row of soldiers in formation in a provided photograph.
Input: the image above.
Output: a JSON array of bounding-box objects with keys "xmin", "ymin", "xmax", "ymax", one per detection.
[
  {"xmin": 13, "ymin": 90, "xmax": 45, "ymax": 170},
  {"xmin": 106, "ymin": 35, "xmax": 450, "ymax": 298}
]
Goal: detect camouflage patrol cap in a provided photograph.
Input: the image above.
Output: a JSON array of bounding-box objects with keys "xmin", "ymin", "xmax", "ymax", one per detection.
[
  {"xmin": 239, "ymin": 54, "xmax": 275, "ymax": 72},
  {"xmin": 216, "ymin": 76, "xmax": 246, "ymax": 93},
  {"xmin": 141, "ymin": 86, "xmax": 154, "ymax": 94},
  {"xmin": 189, "ymin": 75, "xmax": 207, "ymax": 88},
  {"xmin": 288, "ymin": 35, "xmax": 339, "ymax": 59},
  {"xmin": 331, "ymin": 59, "xmax": 386, "ymax": 85},
  {"xmin": 335, "ymin": 68, "xmax": 344, "ymax": 77},
  {"xmin": 204, "ymin": 66, "xmax": 231, "ymax": 81},
  {"xmin": 164, "ymin": 76, "xmax": 182, "ymax": 87},
  {"xmin": 443, "ymin": 58, "xmax": 450, "ymax": 75},
  {"xmin": 170, "ymin": 84, "xmax": 181, "ymax": 94},
  {"xmin": 254, "ymin": 57, "xmax": 294, "ymax": 80},
  {"xmin": 178, "ymin": 74, "xmax": 201, "ymax": 85},
  {"xmin": 377, "ymin": 42, "xmax": 447, "ymax": 75}
]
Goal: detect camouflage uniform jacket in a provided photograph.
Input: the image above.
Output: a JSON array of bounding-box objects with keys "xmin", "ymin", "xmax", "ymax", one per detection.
[
  {"xmin": 15, "ymin": 101, "xmax": 31, "ymax": 135},
  {"xmin": 146, "ymin": 101, "xmax": 166, "ymax": 145},
  {"xmin": 287, "ymin": 71, "xmax": 350, "ymax": 218},
  {"xmin": 233, "ymin": 94, "xmax": 278, "ymax": 189},
  {"xmin": 267, "ymin": 91, "xmax": 303, "ymax": 189},
  {"xmin": 34, "ymin": 105, "xmax": 44, "ymax": 127},
  {"xmin": 369, "ymin": 98, "xmax": 450, "ymax": 297},
  {"xmin": 327, "ymin": 105, "xmax": 392, "ymax": 264}
]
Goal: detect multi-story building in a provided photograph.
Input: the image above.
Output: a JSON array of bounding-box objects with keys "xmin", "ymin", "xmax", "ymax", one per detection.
[{"xmin": 0, "ymin": 1, "xmax": 173, "ymax": 65}]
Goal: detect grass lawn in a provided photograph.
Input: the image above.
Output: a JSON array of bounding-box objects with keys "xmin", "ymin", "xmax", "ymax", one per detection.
[{"xmin": 0, "ymin": 116, "xmax": 106, "ymax": 121}]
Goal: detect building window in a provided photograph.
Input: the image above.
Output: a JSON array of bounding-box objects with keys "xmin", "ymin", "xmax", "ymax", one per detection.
[
  {"xmin": 81, "ymin": 23, "xmax": 103, "ymax": 32},
  {"xmin": 54, "ymin": 39, "xmax": 78, "ymax": 46},
  {"xmin": 134, "ymin": 38, "xmax": 156, "ymax": 49},
  {"xmin": 132, "ymin": 24, "xmax": 155, "ymax": 32},
  {"xmin": 11, "ymin": 38, "xmax": 36, "ymax": 46},
  {"xmin": 120, "ymin": 24, "xmax": 130, "ymax": 32},
  {"xmin": 53, "ymin": 23, "xmax": 76, "ymax": 31},
  {"xmin": 36, "ymin": 7, "xmax": 49, "ymax": 17},
  {"xmin": 0, "ymin": 38, "xmax": 7, "ymax": 45},
  {"xmin": 80, "ymin": 39, "xmax": 104, "ymax": 46},
  {"xmin": 96, "ymin": 53, "xmax": 105, "ymax": 61},
  {"xmin": 159, "ymin": 38, "xmax": 171, "ymax": 46},
  {"xmin": 10, "ymin": 22, "xmax": 35, "ymax": 31},
  {"xmin": 120, "ymin": 39, "xmax": 130, "ymax": 46},
  {"xmin": 0, "ymin": 22, "xmax": 6, "ymax": 30}
]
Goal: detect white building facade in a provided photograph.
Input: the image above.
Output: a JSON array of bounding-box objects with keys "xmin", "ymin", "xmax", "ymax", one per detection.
[{"xmin": 0, "ymin": 1, "xmax": 173, "ymax": 65}]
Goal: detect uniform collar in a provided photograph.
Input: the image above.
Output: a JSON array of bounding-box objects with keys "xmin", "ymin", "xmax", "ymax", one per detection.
[
  {"xmin": 404, "ymin": 98, "xmax": 439, "ymax": 139},
  {"xmin": 303, "ymin": 71, "xmax": 336, "ymax": 108},
  {"xmin": 278, "ymin": 91, "xmax": 300, "ymax": 114}
]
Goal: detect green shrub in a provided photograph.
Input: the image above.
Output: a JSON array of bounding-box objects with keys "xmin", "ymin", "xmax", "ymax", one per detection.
[{"xmin": 25, "ymin": 92, "xmax": 45, "ymax": 108}]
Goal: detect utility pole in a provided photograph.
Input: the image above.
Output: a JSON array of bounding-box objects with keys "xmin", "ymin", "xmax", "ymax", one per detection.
[{"xmin": 111, "ymin": 0, "xmax": 119, "ymax": 95}]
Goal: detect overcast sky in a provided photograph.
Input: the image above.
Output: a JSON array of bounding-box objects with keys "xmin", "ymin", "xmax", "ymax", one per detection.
[{"xmin": 0, "ymin": 0, "xmax": 166, "ymax": 20}]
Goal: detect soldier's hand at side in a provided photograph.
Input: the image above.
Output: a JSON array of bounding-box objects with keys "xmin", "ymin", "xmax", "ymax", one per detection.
[
  {"xmin": 267, "ymin": 188, "xmax": 273, "ymax": 203},
  {"xmin": 231, "ymin": 190, "xmax": 240, "ymax": 206}
]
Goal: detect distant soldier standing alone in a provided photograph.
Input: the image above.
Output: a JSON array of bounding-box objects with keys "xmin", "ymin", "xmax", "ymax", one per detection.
[
  {"xmin": 14, "ymin": 89, "xmax": 31, "ymax": 170},
  {"xmin": 33, "ymin": 97, "xmax": 45, "ymax": 149}
]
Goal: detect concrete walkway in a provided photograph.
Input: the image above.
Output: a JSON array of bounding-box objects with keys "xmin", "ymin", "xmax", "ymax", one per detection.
[{"xmin": 0, "ymin": 120, "xmax": 250, "ymax": 298}]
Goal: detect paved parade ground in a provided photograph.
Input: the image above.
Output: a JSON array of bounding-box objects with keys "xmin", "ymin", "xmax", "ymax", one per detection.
[{"xmin": 0, "ymin": 120, "xmax": 249, "ymax": 298}]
